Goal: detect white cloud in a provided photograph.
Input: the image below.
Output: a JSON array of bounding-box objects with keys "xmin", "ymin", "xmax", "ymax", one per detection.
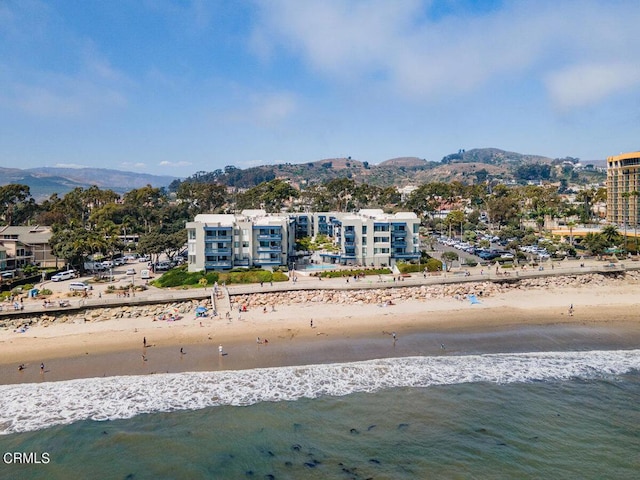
[
  {"xmin": 120, "ymin": 162, "xmax": 147, "ymax": 169},
  {"xmin": 252, "ymin": 92, "xmax": 297, "ymax": 124},
  {"xmin": 545, "ymin": 62, "xmax": 640, "ymax": 110},
  {"xmin": 159, "ymin": 161, "xmax": 193, "ymax": 167},
  {"xmin": 0, "ymin": 1, "xmax": 130, "ymax": 118},
  {"xmin": 253, "ymin": 0, "xmax": 640, "ymax": 107}
]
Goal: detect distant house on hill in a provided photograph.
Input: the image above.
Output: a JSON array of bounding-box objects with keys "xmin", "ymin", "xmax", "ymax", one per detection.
[{"xmin": 0, "ymin": 225, "xmax": 59, "ymax": 269}]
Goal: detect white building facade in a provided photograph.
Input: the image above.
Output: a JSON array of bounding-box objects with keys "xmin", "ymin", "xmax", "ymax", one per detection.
[
  {"xmin": 313, "ymin": 209, "xmax": 421, "ymax": 267},
  {"xmin": 186, "ymin": 209, "xmax": 421, "ymax": 271}
]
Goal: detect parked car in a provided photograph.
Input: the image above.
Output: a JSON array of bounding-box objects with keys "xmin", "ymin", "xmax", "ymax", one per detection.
[
  {"xmin": 69, "ymin": 281, "xmax": 92, "ymax": 291},
  {"xmin": 51, "ymin": 270, "xmax": 76, "ymax": 282},
  {"xmin": 126, "ymin": 268, "xmax": 136, "ymax": 275}
]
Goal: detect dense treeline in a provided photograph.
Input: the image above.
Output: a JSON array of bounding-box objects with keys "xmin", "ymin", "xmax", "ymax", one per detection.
[{"xmin": 1, "ymin": 176, "xmax": 608, "ymax": 268}]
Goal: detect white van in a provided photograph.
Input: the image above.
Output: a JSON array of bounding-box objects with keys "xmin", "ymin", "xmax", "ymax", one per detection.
[
  {"xmin": 51, "ymin": 270, "xmax": 76, "ymax": 282},
  {"xmin": 69, "ymin": 281, "xmax": 92, "ymax": 291},
  {"xmin": 140, "ymin": 269, "xmax": 151, "ymax": 279}
]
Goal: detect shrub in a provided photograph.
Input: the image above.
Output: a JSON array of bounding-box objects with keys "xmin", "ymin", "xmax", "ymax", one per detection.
[
  {"xmin": 316, "ymin": 268, "xmax": 392, "ymax": 278},
  {"xmin": 397, "ymin": 263, "xmax": 426, "ymax": 274},
  {"xmin": 463, "ymin": 258, "xmax": 478, "ymax": 267},
  {"xmin": 425, "ymin": 258, "xmax": 443, "ymax": 272},
  {"xmin": 39, "ymin": 288, "xmax": 52, "ymax": 296}
]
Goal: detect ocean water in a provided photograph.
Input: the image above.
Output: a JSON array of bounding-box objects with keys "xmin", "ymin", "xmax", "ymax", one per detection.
[{"xmin": 0, "ymin": 351, "xmax": 639, "ymax": 479}]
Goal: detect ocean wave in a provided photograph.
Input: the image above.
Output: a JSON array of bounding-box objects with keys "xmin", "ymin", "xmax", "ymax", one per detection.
[{"xmin": 1, "ymin": 350, "xmax": 639, "ymax": 435}]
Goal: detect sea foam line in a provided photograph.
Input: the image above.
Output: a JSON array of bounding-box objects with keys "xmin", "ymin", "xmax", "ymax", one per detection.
[{"xmin": 0, "ymin": 349, "xmax": 638, "ymax": 435}]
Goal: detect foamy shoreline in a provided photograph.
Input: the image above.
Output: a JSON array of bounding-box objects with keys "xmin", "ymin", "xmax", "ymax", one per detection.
[{"xmin": 1, "ymin": 273, "xmax": 640, "ymax": 385}]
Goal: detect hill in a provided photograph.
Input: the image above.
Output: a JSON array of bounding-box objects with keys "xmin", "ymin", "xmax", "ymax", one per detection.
[
  {"xmin": 175, "ymin": 148, "xmax": 603, "ymax": 190},
  {"xmin": 0, "ymin": 167, "xmax": 178, "ymax": 199}
]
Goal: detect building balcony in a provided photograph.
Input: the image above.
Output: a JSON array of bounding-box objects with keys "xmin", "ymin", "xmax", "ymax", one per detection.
[
  {"xmin": 205, "ymin": 248, "xmax": 232, "ymax": 255},
  {"xmin": 391, "ymin": 240, "xmax": 407, "ymax": 248},
  {"xmin": 344, "ymin": 231, "xmax": 356, "ymax": 239},
  {"xmin": 391, "ymin": 229, "xmax": 407, "ymax": 237},
  {"xmin": 255, "ymin": 258, "xmax": 281, "ymax": 265},
  {"xmin": 257, "ymin": 246, "xmax": 282, "ymax": 253},
  {"xmin": 391, "ymin": 252, "xmax": 421, "ymax": 259},
  {"xmin": 257, "ymin": 234, "xmax": 282, "ymax": 241},
  {"xmin": 205, "ymin": 260, "xmax": 233, "ymax": 269},
  {"xmin": 205, "ymin": 236, "xmax": 232, "ymax": 242}
]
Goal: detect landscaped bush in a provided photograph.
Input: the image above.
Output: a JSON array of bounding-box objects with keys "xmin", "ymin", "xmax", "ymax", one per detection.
[
  {"xmin": 39, "ymin": 288, "xmax": 52, "ymax": 296},
  {"xmin": 315, "ymin": 267, "xmax": 392, "ymax": 278},
  {"xmin": 153, "ymin": 264, "xmax": 289, "ymax": 287},
  {"xmin": 154, "ymin": 265, "xmax": 218, "ymax": 288},
  {"xmin": 425, "ymin": 258, "xmax": 443, "ymax": 272},
  {"xmin": 397, "ymin": 263, "xmax": 426, "ymax": 274},
  {"xmin": 463, "ymin": 258, "xmax": 478, "ymax": 267}
]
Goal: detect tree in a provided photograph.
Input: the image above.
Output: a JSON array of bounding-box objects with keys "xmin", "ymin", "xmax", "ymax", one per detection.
[
  {"xmin": 583, "ymin": 232, "xmax": 608, "ymax": 257},
  {"xmin": 441, "ymin": 251, "xmax": 459, "ymax": 271},
  {"xmin": 122, "ymin": 185, "xmax": 167, "ymax": 233},
  {"xmin": 49, "ymin": 226, "xmax": 106, "ymax": 270},
  {"xmin": 0, "ymin": 184, "xmax": 33, "ymax": 225},
  {"xmin": 176, "ymin": 181, "xmax": 227, "ymax": 215},
  {"xmin": 444, "ymin": 210, "xmax": 465, "ymax": 237},
  {"xmin": 600, "ymin": 225, "xmax": 621, "ymax": 247}
]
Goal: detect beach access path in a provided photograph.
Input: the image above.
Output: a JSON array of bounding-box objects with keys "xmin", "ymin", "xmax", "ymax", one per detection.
[{"xmin": 0, "ymin": 257, "xmax": 635, "ymax": 318}]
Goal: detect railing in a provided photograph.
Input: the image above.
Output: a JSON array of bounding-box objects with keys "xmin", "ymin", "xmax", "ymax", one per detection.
[
  {"xmin": 205, "ymin": 248, "xmax": 232, "ymax": 255},
  {"xmin": 205, "ymin": 261, "xmax": 232, "ymax": 268},
  {"xmin": 257, "ymin": 246, "xmax": 282, "ymax": 253},
  {"xmin": 257, "ymin": 234, "xmax": 282, "ymax": 241}
]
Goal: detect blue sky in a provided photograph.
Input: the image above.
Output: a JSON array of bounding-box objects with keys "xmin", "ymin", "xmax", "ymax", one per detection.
[{"xmin": 1, "ymin": 0, "xmax": 640, "ymax": 177}]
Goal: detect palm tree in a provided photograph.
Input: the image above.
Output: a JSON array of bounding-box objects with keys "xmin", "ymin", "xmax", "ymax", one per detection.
[{"xmin": 601, "ymin": 225, "xmax": 621, "ymax": 247}]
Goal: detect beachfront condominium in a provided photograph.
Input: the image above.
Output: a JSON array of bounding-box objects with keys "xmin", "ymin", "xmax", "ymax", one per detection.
[
  {"xmin": 312, "ymin": 209, "xmax": 421, "ymax": 267},
  {"xmin": 607, "ymin": 151, "xmax": 640, "ymax": 227},
  {"xmin": 186, "ymin": 210, "xmax": 295, "ymax": 272},
  {"xmin": 186, "ymin": 209, "xmax": 421, "ymax": 271}
]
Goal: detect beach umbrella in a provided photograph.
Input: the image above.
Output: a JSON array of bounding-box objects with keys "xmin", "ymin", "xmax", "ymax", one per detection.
[{"xmin": 195, "ymin": 306, "xmax": 208, "ymax": 313}]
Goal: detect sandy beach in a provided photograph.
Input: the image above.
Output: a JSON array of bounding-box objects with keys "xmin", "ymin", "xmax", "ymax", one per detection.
[{"xmin": 1, "ymin": 279, "xmax": 640, "ymax": 385}]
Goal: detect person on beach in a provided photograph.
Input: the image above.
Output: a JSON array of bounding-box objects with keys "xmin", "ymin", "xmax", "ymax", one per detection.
[
  {"xmin": 219, "ymin": 344, "xmax": 223, "ymax": 355},
  {"xmin": 40, "ymin": 362, "xmax": 44, "ymax": 373},
  {"xmin": 392, "ymin": 332, "xmax": 397, "ymax": 341},
  {"xmin": 180, "ymin": 347, "xmax": 184, "ymax": 355},
  {"xmin": 18, "ymin": 364, "xmax": 25, "ymax": 371},
  {"xmin": 569, "ymin": 304, "xmax": 574, "ymax": 316},
  {"xmin": 143, "ymin": 337, "xmax": 147, "ymax": 347},
  {"xmin": 310, "ymin": 319, "xmax": 313, "ymax": 328}
]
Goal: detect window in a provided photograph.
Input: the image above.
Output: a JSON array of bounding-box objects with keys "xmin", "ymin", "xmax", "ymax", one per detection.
[
  {"xmin": 362, "ymin": 237, "xmax": 367, "ymax": 245},
  {"xmin": 188, "ymin": 230, "xmax": 196, "ymax": 240},
  {"xmin": 362, "ymin": 225, "xmax": 367, "ymax": 234},
  {"xmin": 374, "ymin": 236, "xmax": 389, "ymax": 243}
]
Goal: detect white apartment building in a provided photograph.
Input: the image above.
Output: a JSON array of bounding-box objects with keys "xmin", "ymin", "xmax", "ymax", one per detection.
[
  {"xmin": 186, "ymin": 210, "xmax": 295, "ymax": 272},
  {"xmin": 186, "ymin": 209, "xmax": 421, "ymax": 271},
  {"xmin": 313, "ymin": 209, "xmax": 421, "ymax": 267}
]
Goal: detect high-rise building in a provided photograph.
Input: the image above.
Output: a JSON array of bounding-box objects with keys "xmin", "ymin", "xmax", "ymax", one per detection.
[{"xmin": 607, "ymin": 151, "xmax": 640, "ymax": 226}]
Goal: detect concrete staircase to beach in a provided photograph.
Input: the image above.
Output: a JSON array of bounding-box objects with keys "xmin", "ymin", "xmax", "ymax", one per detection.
[{"xmin": 210, "ymin": 286, "xmax": 232, "ymax": 319}]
